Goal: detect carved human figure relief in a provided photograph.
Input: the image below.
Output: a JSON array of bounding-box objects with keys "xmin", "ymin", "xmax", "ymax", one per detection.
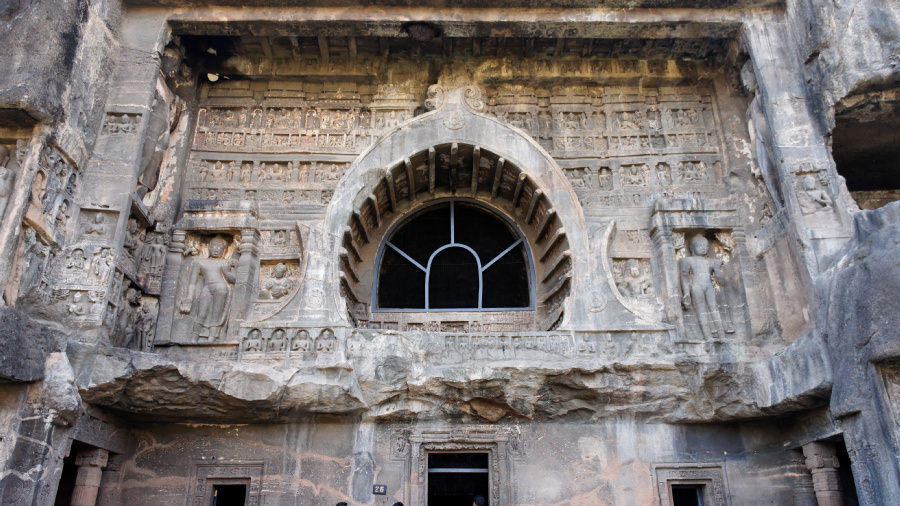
[
  {"xmin": 614, "ymin": 259, "xmax": 654, "ymax": 298},
  {"xmin": 124, "ymin": 218, "xmax": 140, "ymax": 255},
  {"xmin": 139, "ymin": 233, "xmax": 168, "ymax": 289},
  {"xmin": 268, "ymin": 328, "xmax": 287, "ymax": 352},
  {"xmin": 316, "ymin": 328, "xmax": 336, "ymax": 353},
  {"xmin": 291, "ymin": 329, "xmax": 312, "ymax": 352},
  {"xmin": 20, "ymin": 228, "xmax": 49, "ymax": 295},
  {"xmin": 260, "ymin": 262, "xmax": 294, "ymax": 299},
  {"xmin": 177, "ymin": 235, "xmax": 237, "ymax": 341},
  {"xmin": 66, "ymin": 248, "xmax": 87, "ymax": 272},
  {"xmin": 90, "ymin": 248, "xmax": 113, "ymax": 283},
  {"xmin": 679, "ymin": 235, "xmax": 734, "ymax": 340},
  {"xmin": 115, "ymin": 287, "xmax": 142, "ymax": 348},
  {"xmin": 797, "ymin": 174, "xmax": 832, "ymax": 215},
  {"xmin": 597, "ymin": 167, "xmax": 613, "ymax": 190},
  {"xmin": 84, "ymin": 212, "xmax": 108, "ymax": 237},
  {"xmin": 0, "ymin": 145, "xmax": 16, "ymax": 220},
  {"xmin": 55, "ymin": 199, "xmax": 71, "ymax": 231},
  {"xmin": 68, "ymin": 292, "xmax": 91, "ymax": 316},
  {"xmin": 243, "ymin": 328, "xmax": 262, "ymax": 352}
]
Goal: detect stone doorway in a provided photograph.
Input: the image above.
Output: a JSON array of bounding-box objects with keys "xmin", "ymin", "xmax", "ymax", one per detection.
[
  {"xmin": 211, "ymin": 483, "xmax": 248, "ymax": 506},
  {"xmin": 427, "ymin": 453, "xmax": 490, "ymax": 506}
]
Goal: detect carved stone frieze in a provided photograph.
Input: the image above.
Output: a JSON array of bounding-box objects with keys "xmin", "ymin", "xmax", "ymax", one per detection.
[
  {"xmin": 239, "ymin": 326, "xmax": 338, "ymax": 360},
  {"xmin": 25, "ymin": 145, "xmax": 81, "ymax": 242}
]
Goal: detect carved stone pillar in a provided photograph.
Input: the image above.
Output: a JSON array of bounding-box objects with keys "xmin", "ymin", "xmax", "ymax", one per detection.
[
  {"xmin": 802, "ymin": 441, "xmax": 843, "ymax": 506},
  {"xmin": 649, "ymin": 225, "xmax": 684, "ymax": 335},
  {"xmin": 153, "ymin": 230, "xmax": 186, "ymax": 346},
  {"xmin": 71, "ymin": 447, "xmax": 108, "ymax": 506},
  {"xmin": 229, "ymin": 229, "xmax": 260, "ymax": 328}
]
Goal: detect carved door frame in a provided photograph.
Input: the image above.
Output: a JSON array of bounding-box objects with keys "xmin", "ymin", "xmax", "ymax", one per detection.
[
  {"xmin": 189, "ymin": 459, "xmax": 265, "ymax": 506},
  {"xmin": 653, "ymin": 463, "xmax": 729, "ymax": 506},
  {"xmin": 404, "ymin": 425, "xmax": 524, "ymax": 506}
]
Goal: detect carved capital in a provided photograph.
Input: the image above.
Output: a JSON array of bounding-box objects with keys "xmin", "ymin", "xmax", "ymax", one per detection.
[
  {"xmin": 169, "ymin": 230, "xmax": 187, "ymax": 255},
  {"xmin": 75, "ymin": 448, "xmax": 109, "ymax": 469},
  {"xmin": 239, "ymin": 229, "xmax": 261, "ymax": 254}
]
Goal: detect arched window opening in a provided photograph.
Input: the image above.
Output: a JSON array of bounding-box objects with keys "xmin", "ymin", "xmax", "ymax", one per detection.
[{"xmin": 376, "ymin": 201, "xmax": 532, "ymax": 311}]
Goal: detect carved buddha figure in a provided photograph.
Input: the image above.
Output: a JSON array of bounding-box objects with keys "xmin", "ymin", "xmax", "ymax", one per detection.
[
  {"xmin": 84, "ymin": 212, "xmax": 107, "ymax": 236},
  {"xmin": 178, "ymin": 236, "xmax": 237, "ymax": 341},
  {"xmin": 679, "ymin": 235, "xmax": 728, "ymax": 340},
  {"xmin": 245, "ymin": 328, "xmax": 262, "ymax": 352}
]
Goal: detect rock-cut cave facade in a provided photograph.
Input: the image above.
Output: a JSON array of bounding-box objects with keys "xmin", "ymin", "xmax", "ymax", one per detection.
[{"xmin": 0, "ymin": 0, "xmax": 898, "ymax": 504}]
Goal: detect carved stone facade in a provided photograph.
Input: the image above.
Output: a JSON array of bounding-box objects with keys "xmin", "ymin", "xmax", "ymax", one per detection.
[{"xmin": 0, "ymin": 1, "xmax": 898, "ymax": 506}]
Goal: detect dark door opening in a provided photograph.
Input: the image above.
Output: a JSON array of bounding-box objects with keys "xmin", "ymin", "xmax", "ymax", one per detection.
[
  {"xmin": 53, "ymin": 441, "xmax": 85, "ymax": 506},
  {"xmin": 211, "ymin": 484, "xmax": 247, "ymax": 506},
  {"xmin": 834, "ymin": 437, "xmax": 860, "ymax": 506},
  {"xmin": 428, "ymin": 453, "xmax": 490, "ymax": 506},
  {"xmin": 671, "ymin": 484, "xmax": 705, "ymax": 506}
]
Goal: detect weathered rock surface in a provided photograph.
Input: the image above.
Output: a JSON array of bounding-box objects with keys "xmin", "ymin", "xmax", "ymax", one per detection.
[
  {"xmin": 74, "ymin": 333, "xmax": 833, "ymax": 426},
  {"xmin": 0, "ymin": 307, "xmax": 64, "ymax": 382},
  {"xmin": 70, "ymin": 343, "xmax": 367, "ymax": 421}
]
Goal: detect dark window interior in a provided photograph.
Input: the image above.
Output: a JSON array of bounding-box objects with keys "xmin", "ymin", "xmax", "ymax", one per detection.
[
  {"xmin": 378, "ymin": 201, "xmax": 530, "ymax": 310},
  {"xmin": 428, "ymin": 453, "xmax": 490, "ymax": 506},
  {"xmin": 428, "ymin": 247, "xmax": 479, "ymax": 308},
  {"xmin": 671, "ymin": 484, "xmax": 704, "ymax": 506},
  {"xmin": 379, "ymin": 246, "xmax": 427, "ymax": 308},
  {"xmin": 212, "ymin": 484, "xmax": 247, "ymax": 506}
]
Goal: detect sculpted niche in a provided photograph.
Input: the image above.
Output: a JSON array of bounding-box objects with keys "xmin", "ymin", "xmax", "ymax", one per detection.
[
  {"xmin": 177, "ymin": 235, "xmax": 238, "ymax": 341},
  {"xmin": 679, "ymin": 234, "xmax": 734, "ymax": 340}
]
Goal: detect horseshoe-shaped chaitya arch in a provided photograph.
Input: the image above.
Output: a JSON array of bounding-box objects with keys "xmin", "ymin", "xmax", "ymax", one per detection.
[
  {"xmin": 338, "ymin": 143, "xmax": 570, "ymax": 330},
  {"xmin": 317, "ymin": 75, "xmax": 628, "ymax": 331}
]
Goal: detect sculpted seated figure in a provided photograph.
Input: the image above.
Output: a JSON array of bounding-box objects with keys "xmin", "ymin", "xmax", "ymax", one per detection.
[
  {"xmin": 262, "ymin": 262, "xmax": 294, "ymax": 299},
  {"xmin": 84, "ymin": 212, "xmax": 107, "ymax": 236},
  {"xmin": 178, "ymin": 236, "xmax": 237, "ymax": 341},
  {"xmin": 616, "ymin": 259, "xmax": 652, "ymax": 297},
  {"xmin": 797, "ymin": 174, "xmax": 832, "ymax": 215},
  {"xmin": 679, "ymin": 235, "xmax": 733, "ymax": 340}
]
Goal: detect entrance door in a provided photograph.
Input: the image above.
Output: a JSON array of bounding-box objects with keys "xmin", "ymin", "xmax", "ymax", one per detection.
[{"xmin": 427, "ymin": 453, "xmax": 490, "ymax": 506}]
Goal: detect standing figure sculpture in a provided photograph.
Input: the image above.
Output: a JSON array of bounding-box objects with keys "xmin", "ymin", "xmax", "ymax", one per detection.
[
  {"xmin": 0, "ymin": 145, "xmax": 15, "ymax": 220},
  {"xmin": 679, "ymin": 235, "xmax": 732, "ymax": 340},
  {"xmin": 178, "ymin": 236, "xmax": 237, "ymax": 341}
]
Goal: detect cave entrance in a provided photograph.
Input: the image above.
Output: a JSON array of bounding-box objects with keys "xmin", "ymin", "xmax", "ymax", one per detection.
[
  {"xmin": 832, "ymin": 87, "xmax": 900, "ymax": 210},
  {"xmin": 833, "ymin": 437, "xmax": 861, "ymax": 506},
  {"xmin": 52, "ymin": 441, "xmax": 85, "ymax": 506},
  {"xmin": 427, "ymin": 452, "xmax": 490, "ymax": 506},
  {"xmin": 211, "ymin": 483, "xmax": 248, "ymax": 506}
]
